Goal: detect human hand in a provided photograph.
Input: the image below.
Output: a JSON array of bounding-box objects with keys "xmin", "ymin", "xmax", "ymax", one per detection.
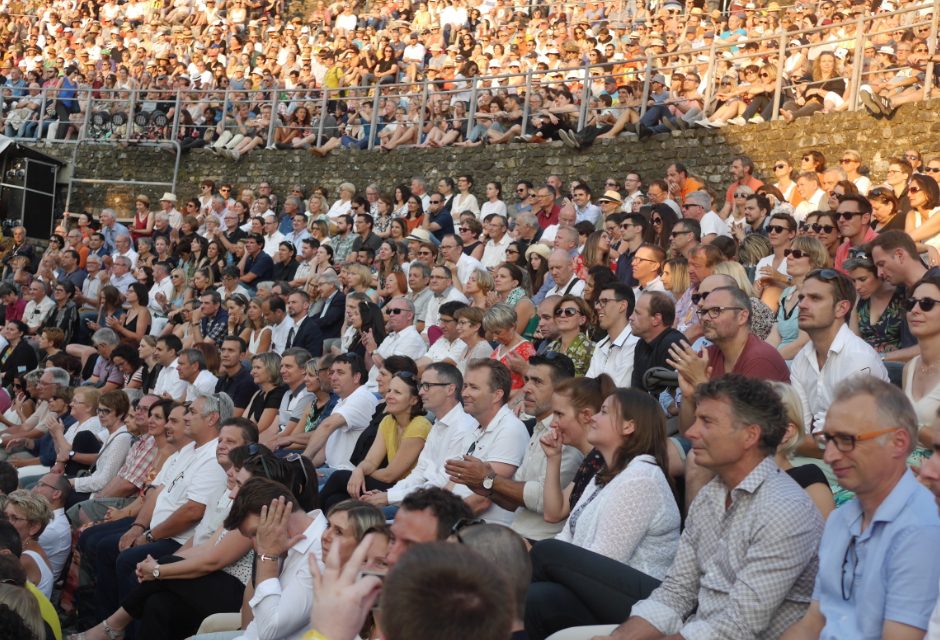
[
  {"xmin": 118, "ymin": 527, "xmax": 141, "ymax": 552},
  {"xmin": 666, "ymin": 341, "xmax": 711, "ymax": 397},
  {"xmin": 539, "ymin": 425, "xmax": 564, "ymax": 460},
  {"xmin": 444, "ymin": 455, "xmax": 488, "ymax": 489},
  {"xmin": 362, "ymin": 491, "xmax": 389, "ymax": 506},
  {"xmin": 136, "ymin": 555, "xmax": 159, "ymax": 582},
  {"xmin": 346, "ymin": 469, "xmax": 367, "ymax": 498},
  {"xmin": 255, "ymin": 496, "xmax": 304, "ymax": 557},
  {"xmin": 308, "ymin": 533, "xmax": 383, "ymax": 640}
]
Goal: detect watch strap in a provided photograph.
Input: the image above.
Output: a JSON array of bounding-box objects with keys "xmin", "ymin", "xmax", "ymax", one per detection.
[{"xmin": 258, "ymin": 554, "xmax": 280, "ymax": 563}]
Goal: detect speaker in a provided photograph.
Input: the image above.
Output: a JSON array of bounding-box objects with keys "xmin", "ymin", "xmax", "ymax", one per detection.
[{"xmin": 0, "ymin": 158, "xmax": 58, "ymax": 239}]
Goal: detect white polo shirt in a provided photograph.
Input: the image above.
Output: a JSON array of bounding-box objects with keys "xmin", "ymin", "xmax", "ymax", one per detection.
[
  {"xmin": 325, "ymin": 386, "xmax": 379, "ymax": 470},
  {"xmin": 585, "ymin": 324, "xmax": 639, "ymax": 388}
]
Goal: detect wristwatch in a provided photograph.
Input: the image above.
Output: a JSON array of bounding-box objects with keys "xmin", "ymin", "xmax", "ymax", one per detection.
[
  {"xmin": 152, "ymin": 566, "xmax": 161, "ymax": 580},
  {"xmin": 482, "ymin": 471, "xmax": 497, "ymax": 495},
  {"xmin": 145, "ymin": 530, "xmax": 155, "ymax": 543},
  {"xmin": 68, "ymin": 450, "xmax": 76, "ymax": 460}
]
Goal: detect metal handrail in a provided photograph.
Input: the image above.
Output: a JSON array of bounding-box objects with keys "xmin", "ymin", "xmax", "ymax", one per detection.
[{"xmin": 9, "ymin": 0, "xmax": 934, "ymax": 152}]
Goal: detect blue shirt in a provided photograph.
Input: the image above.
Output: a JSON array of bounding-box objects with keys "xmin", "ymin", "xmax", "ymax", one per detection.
[
  {"xmin": 813, "ymin": 470, "xmax": 940, "ymax": 638},
  {"xmin": 101, "ymin": 222, "xmax": 131, "ymax": 253},
  {"xmin": 243, "ymin": 251, "xmax": 274, "ymax": 289}
]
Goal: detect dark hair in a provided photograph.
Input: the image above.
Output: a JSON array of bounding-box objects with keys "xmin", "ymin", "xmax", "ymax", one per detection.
[
  {"xmin": 528, "ymin": 352, "xmax": 576, "ymax": 383},
  {"xmin": 645, "ymin": 290, "xmax": 676, "ymax": 327},
  {"xmin": 866, "ymin": 229, "xmax": 919, "ymax": 261},
  {"xmin": 837, "ymin": 193, "xmax": 873, "ymax": 217},
  {"xmin": 221, "ymin": 416, "xmax": 260, "ymax": 445},
  {"xmin": 223, "ymin": 477, "xmax": 300, "ymax": 530},
  {"xmin": 0, "ymin": 462, "xmax": 17, "ymax": 495},
  {"xmin": 596, "ymin": 389, "xmax": 671, "ymax": 487},
  {"xmin": 466, "ymin": 359, "xmax": 512, "ymax": 405},
  {"xmin": 110, "ymin": 344, "xmax": 141, "ymax": 371},
  {"xmin": 693, "ymin": 374, "xmax": 788, "ymax": 454},
  {"xmin": 805, "ymin": 268, "xmax": 857, "ymax": 307},
  {"xmin": 0, "ymin": 554, "xmax": 26, "ymax": 585},
  {"xmin": 0, "ymin": 521, "xmax": 22, "ymax": 556},
  {"xmin": 158, "ymin": 334, "xmax": 183, "ymax": 354},
  {"xmin": 399, "ymin": 487, "xmax": 474, "ymax": 540},
  {"xmin": 381, "ymin": 543, "xmax": 513, "ymax": 640},
  {"xmin": 332, "ymin": 352, "xmax": 368, "ymax": 383},
  {"xmin": 598, "ymin": 281, "xmax": 636, "ymax": 317}
]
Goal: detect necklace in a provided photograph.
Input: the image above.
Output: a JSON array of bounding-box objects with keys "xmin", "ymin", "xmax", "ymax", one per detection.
[{"xmin": 920, "ymin": 357, "xmax": 939, "ymax": 376}]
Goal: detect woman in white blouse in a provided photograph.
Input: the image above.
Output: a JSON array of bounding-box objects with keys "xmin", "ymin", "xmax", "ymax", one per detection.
[{"xmin": 526, "ymin": 388, "xmax": 681, "ymax": 639}]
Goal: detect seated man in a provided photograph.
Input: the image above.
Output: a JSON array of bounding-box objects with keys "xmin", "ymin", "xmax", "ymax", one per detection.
[
  {"xmin": 781, "ymin": 377, "xmax": 940, "ymax": 639},
  {"xmin": 31, "ymin": 472, "xmax": 72, "ymax": 579},
  {"xmin": 562, "ymin": 375, "xmax": 823, "ymax": 640}
]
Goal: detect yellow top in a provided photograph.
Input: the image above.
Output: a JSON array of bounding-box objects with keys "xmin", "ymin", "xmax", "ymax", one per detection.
[
  {"xmin": 379, "ymin": 414, "xmax": 432, "ymax": 475},
  {"xmin": 26, "ymin": 581, "xmax": 62, "ymax": 640}
]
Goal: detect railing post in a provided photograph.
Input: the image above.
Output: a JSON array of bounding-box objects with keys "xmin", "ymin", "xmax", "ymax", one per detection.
[
  {"xmin": 79, "ymin": 86, "xmax": 93, "ymax": 141},
  {"xmin": 125, "ymin": 87, "xmax": 138, "ymax": 143},
  {"xmin": 316, "ymin": 88, "xmax": 327, "ymax": 145},
  {"xmin": 466, "ymin": 76, "xmax": 479, "ymax": 133},
  {"xmin": 577, "ymin": 63, "xmax": 592, "ymax": 129},
  {"xmin": 265, "ymin": 89, "xmax": 278, "ymax": 147},
  {"xmin": 770, "ymin": 32, "xmax": 787, "ymax": 120},
  {"xmin": 702, "ymin": 40, "xmax": 719, "ymax": 110},
  {"xmin": 416, "ymin": 79, "xmax": 429, "ymax": 145},
  {"xmin": 35, "ymin": 87, "xmax": 48, "ymax": 141},
  {"xmin": 639, "ymin": 56, "xmax": 654, "ymax": 117},
  {"xmin": 925, "ymin": 0, "xmax": 940, "ymax": 100},
  {"xmin": 367, "ymin": 87, "xmax": 382, "ymax": 150},
  {"xmin": 849, "ymin": 14, "xmax": 867, "ymax": 111},
  {"xmin": 170, "ymin": 88, "xmax": 182, "ymax": 142},
  {"xmin": 520, "ymin": 70, "xmax": 533, "ymax": 135}
]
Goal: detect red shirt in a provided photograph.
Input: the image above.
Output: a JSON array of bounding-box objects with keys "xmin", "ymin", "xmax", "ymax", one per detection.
[
  {"xmin": 706, "ymin": 333, "xmax": 790, "ymax": 382},
  {"xmin": 724, "ymin": 175, "xmax": 765, "ymax": 206},
  {"xmin": 4, "ymin": 299, "xmax": 26, "ymax": 323},
  {"xmin": 834, "ymin": 227, "xmax": 878, "ymax": 274},
  {"xmin": 535, "ymin": 204, "xmax": 560, "ymax": 229}
]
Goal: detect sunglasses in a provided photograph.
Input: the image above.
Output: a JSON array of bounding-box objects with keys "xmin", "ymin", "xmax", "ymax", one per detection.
[
  {"xmin": 811, "ymin": 223, "xmax": 836, "ymax": 234},
  {"xmin": 774, "ymin": 163, "xmax": 786, "ymax": 170},
  {"xmin": 767, "ymin": 224, "xmax": 791, "ymax": 234},
  {"xmin": 670, "ymin": 230, "xmax": 691, "ymax": 238},
  {"xmin": 839, "ymin": 158, "xmax": 857, "ymax": 164},
  {"xmin": 652, "ymin": 217, "xmax": 663, "ymax": 225},
  {"xmin": 386, "ymin": 308, "xmax": 406, "ymax": 315},
  {"xmin": 554, "ymin": 307, "xmax": 580, "ymax": 318},
  {"xmin": 835, "ymin": 211, "xmax": 861, "ymax": 221},
  {"xmin": 783, "ymin": 248, "xmax": 807, "ymax": 259},
  {"xmin": 905, "ymin": 297, "xmax": 940, "ymax": 312},
  {"xmin": 734, "ymin": 192, "xmax": 749, "ymax": 198},
  {"xmin": 924, "ymin": 167, "xmax": 940, "ymax": 174},
  {"xmin": 908, "ymin": 186, "xmax": 922, "ymax": 194}
]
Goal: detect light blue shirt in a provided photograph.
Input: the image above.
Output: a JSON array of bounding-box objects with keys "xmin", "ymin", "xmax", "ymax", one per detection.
[{"xmin": 813, "ymin": 470, "xmax": 940, "ymax": 639}]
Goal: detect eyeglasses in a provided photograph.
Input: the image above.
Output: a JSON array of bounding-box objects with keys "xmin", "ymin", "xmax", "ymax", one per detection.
[
  {"xmin": 847, "ymin": 246, "xmax": 872, "ymax": 262},
  {"xmin": 458, "ymin": 226, "xmax": 470, "ymax": 232},
  {"xmin": 908, "ymin": 186, "xmax": 922, "ymax": 195},
  {"xmin": 652, "ymin": 217, "xmax": 663, "ymax": 225},
  {"xmin": 783, "ymin": 248, "xmax": 807, "ymax": 259},
  {"xmin": 594, "ymin": 297, "xmax": 619, "ymax": 307},
  {"xmin": 839, "ymin": 158, "xmax": 857, "ymax": 164},
  {"xmin": 810, "ymin": 223, "xmax": 835, "ymax": 234},
  {"xmin": 924, "ymin": 167, "xmax": 940, "ymax": 174},
  {"xmin": 386, "ymin": 308, "xmax": 407, "ymax": 315},
  {"xmin": 734, "ymin": 192, "xmax": 749, "ymax": 198},
  {"xmin": 767, "ymin": 224, "xmax": 791, "ymax": 234},
  {"xmin": 506, "ymin": 248, "xmax": 519, "ymax": 255},
  {"xmin": 835, "ymin": 211, "xmax": 861, "ymax": 221},
  {"xmin": 774, "ymin": 163, "xmax": 786, "ymax": 170},
  {"xmin": 670, "ymin": 230, "xmax": 691, "ymax": 238},
  {"xmin": 554, "ymin": 307, "xmax": 580, "ymax": 318},
  {"xmin": 450, "ymin": 517, "xmax": 486, "ymax": 543},
  {"xmin": 905, "ymin": 296, "xmax": 940, "ymax": 312},
  {"xmin": 97, "ymin": 407, "xmax": 114, "ymax": 415},
  {"xmin": 633, "ymin": 256, "xmax": 661, "ymax": 265},
  {"xmin": 419, "ymin": 381, "xmax": 451, "ymax": 391},
  {"xmin": 690, "ymin": 291, "xmax": 714, "ymax": 305},
  {"xmin": 697, "ymin": 306, "xmax": 743, "ymax": 319},
  {"xmin": 819, "ymin": 427, "xmax": 899, "ymax": 453}
]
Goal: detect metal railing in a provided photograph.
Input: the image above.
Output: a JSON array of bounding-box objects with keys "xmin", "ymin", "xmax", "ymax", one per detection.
[{"xmin": 5, "ymin": 0, "xmax": 935, "ymax": 158}]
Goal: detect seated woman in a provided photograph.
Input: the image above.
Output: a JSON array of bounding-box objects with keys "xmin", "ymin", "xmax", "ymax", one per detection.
[
  {"xmin": 540, "ymin": 376, "xmax": 613, "ymax": 527},
  {"xmin": 73, "ymin": 442, "xmax": 316, "ymax": 640},
  {"xmin": 526, "ymin": 389, "xmax": 681, "ymax": 639},
  {"xmin": 274, "ymin": 357, "xmax": 339, "ymax": 453},
  {"xmin": 451, "ymin": 307, "xmax": 494, "ymax": 374},
  {"xmin": 902, "ymin": 274, "xmax": 940, "ymax": 458},
  {"xmin": 846, "ymin": 248, "xmax": 906, "ymax": 356},
  {"xmin": 243, "ymin": 353, "xmax": 288, "ymax": 436},
  {"xmin": 484, "ymin": 303, "xmax": 535, "ymax": 397},
  {"xmin": 3, "ymin": 490, "xmax": 54, "ymax": 598},
  {"xmin": 319, "ymin": 370, "xmax": 430, "ymax": 511},
  {"xmin": 547, "ymin": 295, "xmax": 595, "ymax": 376},
  {"xmin": 766, "ymin": 236, "xmax": 831, "ymax": 360},
  {"xmin": 768, "ymin": 381, "xmax": 835, "ymax": 519}
]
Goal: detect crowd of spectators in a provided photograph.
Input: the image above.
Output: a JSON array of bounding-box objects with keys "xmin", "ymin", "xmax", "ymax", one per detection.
[
  {"xmin": 0, "ymin": 145, "xmax": 938, "ymax": 639},
  {"xmin": 0, "ymin": 0, "xmax": 938, "ymax": 154}
]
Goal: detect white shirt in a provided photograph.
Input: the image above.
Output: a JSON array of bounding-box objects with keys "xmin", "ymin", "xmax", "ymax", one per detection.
[
  {"xmin": 700, "ymin": 210, "xmax": 731, "ymax": 238},
  {"xmin": 511, "ymin": 417, "xmax": 584, "ymax": 541},
  {"xmin": 263, "ymin": 230, "xmax": 286, "ymax": 257},
  {"xmin": 151, "ymin": 438, "xmax": 228, "ymax": 544},
  {"xmin": 546, "ymin": 274, "xmax": 586, "ymax": 298},
  {"xmin": 113, "ymin": 248, "xmax": 139, "ymax": 269},
  {"xmin": 325, "ymin": 386, "xmax": 379, "ymax": 470},
  {"xmin": 386, "ymin": 402, "xmax": 479, "ymax": 504},
  {"xmin": 63, "ymin": 416, "xmax": 106, "ymax": 445},
  {"xmin": 368, "ymin": 326, "xmax": 428, "ymax": 390},
  {"xmin": 148, "ymin": 276, "xmax": 175, "ymax": 316},
  {"xmin": 185, "ymin": 369, "xmax": 219, "ymax": 401},
  {"xmin": 790, "ymin": 324, "xmax": 889, "ymax": 431},
  {"xmin": 154, "ymin": 358, "xmax": 187, "ymax": 399},
  {"xmin": 755, "ymin": 254, "xmax": 789, "ymax": 278},
  {"xmin": 793, "ymin": 189, "xmax": 827, "ymax": 222},
  {"xmin": 451, "ymin": 405, "xmax": 530, "ymax": 525},
  {"xmin": 634, "ymin": 276, "xmax": 668, "ymax": 301},
  {"xmin": 454, "ymin": 252, "xmax": 486, "ymax": 285},
  {"xmin": 585, "ymin": 324, "xmax": 639, "ymax": 388},
  {"xmin": 38, "ymin": 507, "xmax": 71, "ymax": 579},
  {"xmin": 240, "ymin": 511, "xmax": 327, "ymax": 640},
  {"xmin": 73, "ymin": 425, "xmax": 133, "ymax": 494},
  {"xmin": 423, "ymin": 287, "xmax": 470, "ymax": 332},
  {"xmin": 270, "ymin": 316, "xmax": 294, "ymax": 355},
  {"xmin": 481, "ymin": 234, "xmax": 511, "ymax": 269},
  {"xmin": 424, "ymin": 336, "xmax": 468, "ymax": 364},
  {"xmin": 23, "ymin": 297, "xmax": 55, "ymax": 331},
  {"xmin": 191, "ymin": 491, "xmax": 232, "ymax": 548}
]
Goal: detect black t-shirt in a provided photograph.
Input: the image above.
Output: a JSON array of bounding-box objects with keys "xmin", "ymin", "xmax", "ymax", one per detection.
[
  {"xmin": 632, "ymin": 328, "xmax": 686, "ymax": 390},
  {"xmin": 245, "ymin": 384, "xmax": 288, "ymax": 424},
  {"xmin": 215, "ymin": 365, "xmax": 259, "ymax": 410},
  {"xmin": 786, "ymin": 463, "xmax": 829, "ymax": 490}
]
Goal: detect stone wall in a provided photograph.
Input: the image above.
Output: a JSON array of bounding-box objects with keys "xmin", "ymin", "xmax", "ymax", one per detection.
[{"xmin": 44, "ymin": 98, "xmax": 940, "ymax": 217}]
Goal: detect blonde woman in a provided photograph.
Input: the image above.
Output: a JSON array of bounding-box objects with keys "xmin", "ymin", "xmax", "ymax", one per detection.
[
  {"xmin": 243, "ymin": 352, "xmax": 287, "ymax": 435},
  {"xmin": 464, "ymin": 267, "xmax": 495, "ymax": 309},
  {"xmin": 769, "ymin": 381, "xmax": 834, "ymax": 518},
  {"xmin": 344, "ymin": 263, "xmax": 380, "ymax": 303},
  {"xmin": 240, "ymin": 297, "xmax": 272, "ymax": 358},
  {"xmin": 3, "ymin": 490, "xmax": 54, "ymax": 597},
  {"xmin": 0, "ymin": 584, "xmax": 45, "ymax": 640},
  {"xmin": 662, "ymin": 257, "xmax": 690, "ymax": 300},
  {"xmin": 547, "ymin": 296, "xmax": 595, "ymax": 376}
]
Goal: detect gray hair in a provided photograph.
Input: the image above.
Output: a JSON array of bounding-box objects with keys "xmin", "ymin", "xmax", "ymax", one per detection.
[
  {"xmin": 392, "ymin": 296, "xmax": 415, "ymax": 315},
  {"xmin": 285, "ymin": 196, "xmax": 302, "ymax": 210},
  {"xmin": 113, "ymin": 255, "xmax": 132, "ymax": 268},
  {"xmin": 823, "ymin": 167, "xmax": 847, "ymax": 181},
  {"xmin": 212, "ymin": 195, "xmax": 226, "ymax": 207},
  {"xmin": 409, "ymin": 261, "xmax": 432, "ymax": 279},
  {"xmin": 256, "ymin": 281, "xmax": 274, "ymax": 294},
  {"xmin": 282, "ymin": 347, "xmax": 312, "ymax": 369},
  {"xmin": 195, "ymin": 391, "xmax": 235, "ymax": 426},
  {"xmin": 155, "ymin": 212, "xmax": 170, "ymax": 222},
  {"xmin": 515, "ymin": 213, "xmax": 538, "ymax": 230},
  {"xmin": 831, "ymin": 375, "xmax": 918, "ymax": 453},
  {"xmin": 318, "ymin": 272, "xmax": 340, "ymax": 289},
  {"xmin": 101, "ymin": 208, "xmax": 116, "ymax": 220},
  {"xmin": 92, "ymin": 327, "xmax": 120, "ymax": 346},
  {"xmin": 179, "ymin": 348, "xmax": 207, "ymax": 371},
  {"xmin": 43, "ymin": 367, "xmax": 71, "ymax": 389},
  {"xmin": 482, "ymin": 303, "xmax": 517, "ymax": 333}
]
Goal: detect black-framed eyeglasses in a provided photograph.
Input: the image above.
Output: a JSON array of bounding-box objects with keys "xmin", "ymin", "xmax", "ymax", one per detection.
[
  {"xmin": 767, "ymin": 224, "xmax": 791, "ymax": 234},
  {"xmin": 97, "ymin": 407, "xmax": 113, "ymax": 415},
  {"xmin": 783, "ymin": 248, "xmax": 806, "ymax": 259},
  {"xmin": 386, "ymin": 308, "xmax": 406, "ymax": 315},
  {"xmin": 697, "ymin": 306, "xmax": 743, "ymax": 319},
  {"xmin": 450, "ymin": 517, "xmax": 486, "ymax": 543},
  {"xmin": 811, "ymin": 223, "xmax": 836, "ymax": 234},
  {"xmin": 419, "ymin": 381, "xmax": 450, "ymax": 391},
  {"xmin": 905, "ymin": 297, "xmax": 940, "ymax": 312},
  {"xmin": 924, "ymin": 167, "xmax": 940, "ymax": 174},
  {"xmin": 670, "ymin": 230, "xmax": 691, "ymax": 238},
  {"xmin": 246, "ymin": 450, "xmax": 275, "ymax": 480}
]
